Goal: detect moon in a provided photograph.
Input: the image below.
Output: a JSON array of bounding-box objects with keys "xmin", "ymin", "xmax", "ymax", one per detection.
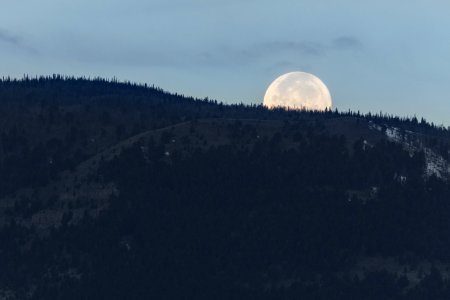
[{"xmin": 263, "ymin": 72, "xmax": 332, "ymax": 111}]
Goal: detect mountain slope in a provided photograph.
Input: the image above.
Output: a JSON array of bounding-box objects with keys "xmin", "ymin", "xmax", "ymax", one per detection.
[{"xmin": 0, "ymin": 77, "xmax": 450, "ymax": 299}]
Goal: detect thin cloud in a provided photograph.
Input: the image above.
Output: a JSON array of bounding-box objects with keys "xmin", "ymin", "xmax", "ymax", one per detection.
[
  {"xmin": 59, "ymin": 35, "xmax": 362, "ymax": 71},
  {"xmin": 0, "ymin": 28, "xmax": 38, "ymax": 54},
  {"xmin": 0, "ymin": 29, "xmax": 20, "ymax": 45},
  {"xmin": 261, "ymin": 41, "xmax": 325, "ymax": 56},
  {"xmin": 172, "ymin": 36, "xmax": 362, "ymax": 69},
  {"xmin": 197, "ymin": 40, "xmax": 327, "ymax": 67},
  {"xmin": 257, "ymin": 36, "xmax": 362, "ymax": 59},
  {"xmin": 332, "ymin": 36, "xmax": 363, "ymax": 50}
]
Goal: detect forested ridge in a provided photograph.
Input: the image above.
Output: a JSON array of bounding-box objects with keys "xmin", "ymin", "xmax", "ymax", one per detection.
[{"xmin": 0, "ymin": 76, "xmax": 450, "ymax": 299}]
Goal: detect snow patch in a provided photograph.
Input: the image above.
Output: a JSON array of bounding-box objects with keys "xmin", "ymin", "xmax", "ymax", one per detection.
[
  {"xmin": 368, "ymin": 121, "xmax": 383, "ymax": 132},
  {"xmin": 385, "ymin": 127, "xmax": 402, "ymax": 142},
  {"xmin": 369, "ymin": 123, "xmax": 450, "ymax": 179},
  {"xmin": 424, "ymin": 148, "xmax": 450, "ymax": 178}
]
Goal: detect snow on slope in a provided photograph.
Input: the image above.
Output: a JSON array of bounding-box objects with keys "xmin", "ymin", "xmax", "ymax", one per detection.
[{"xmin": 369, "ymin": 122, "xmax": 450, "ymax": 179}]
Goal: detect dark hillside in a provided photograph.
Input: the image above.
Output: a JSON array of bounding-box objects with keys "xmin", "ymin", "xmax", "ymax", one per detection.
[{"xmin": 0, "ymin": 76, "xmax": 450, "ymax": 299}]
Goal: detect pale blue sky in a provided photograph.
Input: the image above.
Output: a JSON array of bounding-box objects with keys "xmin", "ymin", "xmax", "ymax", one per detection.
[{"xmin": 1, "ymin": 0, "xmax": 450, "ymax": 124}]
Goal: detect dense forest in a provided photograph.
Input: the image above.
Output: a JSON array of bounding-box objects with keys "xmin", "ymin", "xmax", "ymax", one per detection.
[{"xmin": 0, "ymin": 76, "xmax": 450, "ymax": 299}]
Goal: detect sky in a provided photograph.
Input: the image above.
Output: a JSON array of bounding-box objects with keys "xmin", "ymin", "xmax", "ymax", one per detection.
[{"xmin": 1, "ymin": 0, "xmax": 450, "ymax": 125}]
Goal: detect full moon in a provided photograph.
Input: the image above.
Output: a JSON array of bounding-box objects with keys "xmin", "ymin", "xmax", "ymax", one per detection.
[{"xmin": 263, "ymin": 72, "xmax": 332, "ymax": 111}]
